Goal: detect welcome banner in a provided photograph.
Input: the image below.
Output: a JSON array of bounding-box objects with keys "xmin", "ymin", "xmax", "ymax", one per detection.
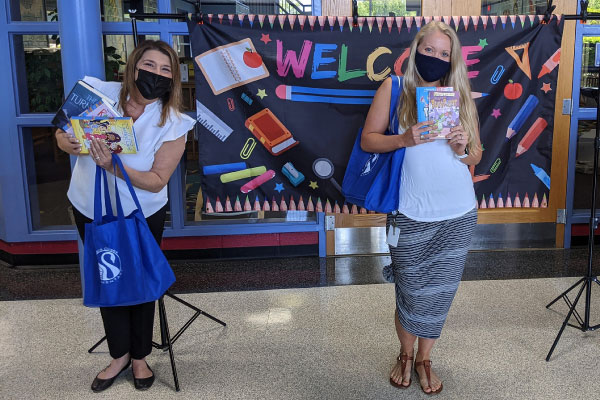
[{"xmin": 187, "ymin": 14, "xmax": 563, "ymax": 214}]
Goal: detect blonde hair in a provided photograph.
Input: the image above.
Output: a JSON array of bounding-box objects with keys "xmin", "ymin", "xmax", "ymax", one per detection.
[
  {"xmin": 397, "ymin": 21, "xmax": 480, "ymax": 156},
  {"xmin": 119, "ymin": 40, "xmax": 183, "ymax": 127}
]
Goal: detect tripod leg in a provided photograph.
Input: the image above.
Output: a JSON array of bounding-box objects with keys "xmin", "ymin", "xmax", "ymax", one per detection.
[
  {"xmin": 88, "ymin": 336, "xmax": 107, "ymax": 353},
  {"xmin": 158, "ymin": 298, "xmax": 180, "ymax": 392},
  {"xmin": 546, "ymin": 280, "xmax": 587, "ymax": 361},
  {"xmin": 546, "ymin": 277, "xmax": 585, "ymax": 309},
  {"xmin": 165, "ymin": 292, "xmax": 227, "ymax": 326}
]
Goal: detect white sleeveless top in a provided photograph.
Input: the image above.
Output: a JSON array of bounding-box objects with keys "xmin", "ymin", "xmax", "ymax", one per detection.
[
  {"xmin": 397, "ymin": 135, "xmax": 476, "ymax": 222},
  {"xmin": 67, "ymin": 76, "xmax": 196, "ymax": 219}
]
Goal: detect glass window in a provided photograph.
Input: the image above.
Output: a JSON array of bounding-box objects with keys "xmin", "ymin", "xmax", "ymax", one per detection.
[
  {"xmin": 481, "ymin": 0, "xmax": 547, "ymax": 15},
  {"xmin": 101, "ymin": 0, "xmax": 158, "ymax": 22},
  {"xmin": 10, "ymin": 0, "xmax": 57, "ymax": 21},
  {"xmin": 103, "ymin": 34, "xmax": 160, "ymax": 81},
  {"xmin": 13, "ymin": 34, "xmax": 63, "ymax": 114},
  {"xmin": 574, "ymin": 120, "xmax": 599, "ymax": 210},
  {"xmin": 357, "ymin": 0, "xmax": 420, "ymax": 17},
  {"xmin": 172, "ymin": 35, "xmax": 195, "ymax": 111},
  {"xmin": 21, "ymin": 127, "xmax": 73, "ymax": 229},
  {"xmin": 580, "ymin": 37, "xmax": 600, "ymax": 109}
]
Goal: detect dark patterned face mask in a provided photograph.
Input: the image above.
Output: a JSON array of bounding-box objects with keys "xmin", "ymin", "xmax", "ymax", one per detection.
[
  {"xmin": 135, "ymin": 68, "xmax": 172, "ymax": 100},
  {"xmin": 414, "ymin": 51, "xmax": 450, "ymax": 83}
]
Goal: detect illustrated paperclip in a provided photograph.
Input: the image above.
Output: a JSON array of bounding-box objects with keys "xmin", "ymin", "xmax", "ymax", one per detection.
[
  {"xmin": 490, "ymin": 65, "xmax": 505, "ymax": 84},
  {"xmin": 227, "ymin": 97, "xmax": 235, "ymax": 111},
  {"xmin": 240, "ymin": 138, "xmax": 256, "ymax": 160}
]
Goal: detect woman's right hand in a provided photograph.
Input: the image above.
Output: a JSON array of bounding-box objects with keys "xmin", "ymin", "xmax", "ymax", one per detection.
[
  {"xmin": 400, "ymin": 121, "xmax": 436, "ymax": 147},
  {"xmin": 55, "ymin": 129, "xmax": 82, "ymax": 155}
]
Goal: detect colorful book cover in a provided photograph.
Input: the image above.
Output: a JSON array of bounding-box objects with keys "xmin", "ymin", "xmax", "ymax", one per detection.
[
  {"xmin": 70, "ymin": 117, "xmax": 138, "ymax": 154},
  {"xmin": 416, "ymin": 86, "xmax": 456, "ymax": 139},
  {"xmin": 64, "ymin": 100, "xmax": 122, "ymax": 136},
  {"xmin": 52, "ymin": 80, "xmax": 117, "ymax": 133},
  {"xmin": 428, "ymin": 90, "xmax": 460, "ymax": 138}
]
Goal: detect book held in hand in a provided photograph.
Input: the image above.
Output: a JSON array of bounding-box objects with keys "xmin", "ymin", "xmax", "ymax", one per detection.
[
  {"xmin": 52, "ymin": 80, "xmax": 119, "ymax": 135},
  {"xmin": 70, "ymin": 117, "xmax": 138, "ymax": 154},
  {"xmin": 416, "ymin": 86, "xmax": 459, "ymax": 139}
]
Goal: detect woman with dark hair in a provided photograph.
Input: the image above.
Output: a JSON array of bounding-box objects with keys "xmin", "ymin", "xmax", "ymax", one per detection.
[
  {"xmin": 55, "ymin": 40, "xmax": 195, "ymax": 392},
  {"xmin": 361, "ymin": 21, "xmax": 481, "ymax": 395}
]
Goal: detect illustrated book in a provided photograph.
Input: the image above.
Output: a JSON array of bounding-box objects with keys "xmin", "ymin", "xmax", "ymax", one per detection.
[
  {"xmin": 70, "ymin": 117, "xmax": 138, "ymax": 154},
  {"xmin": 416, "ymin": 86, "xmax": 459, "ymax": 139}
]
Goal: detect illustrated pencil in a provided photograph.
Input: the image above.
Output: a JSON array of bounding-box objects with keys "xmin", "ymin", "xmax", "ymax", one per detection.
[
  {"xmin": 307, "ymin": 196, "xmax": 315, "ymax": 212},
  {"xmin": 506, "ymin": 95, "xmax": 539, "ymax": 140},
  {"xmin": 263, "ymin": 199, "xmax": 271, "ymax": 212},
  {"xmin": 360, "ymin": 207, "xmax": 367, "ymax": 214},
  {"xmin": 488, "ymin": 193, "xmax": 496, "ymax": 209},
  {"xmin": 506, "ymin": 193, "xmax": 513, "ymax": 208},
  {"xmin": 298, "ymin": 196, "xmax": 306, "ymax": 211},
  {"xmin": 514, "ymin": 193, "xmax": 521, "ymax": 208},
  {"xmin": 541, "ymin": 193, "xmax": 548, "ymax": 208},
  {"xmin": 516, "ymin": 118, "xmax": 548, "ymax": 157},
  {"xmin": 479, "ymin": 195, "xmax": 487, "ymax": 209},
  {"xmin": 280, "ymin": 197, "xmax": 288, "ymax": 212},
  {"xmin": 205, "ymin": 197, "xmax": 214, "ymax": 213},
  {"xmin": 276, "ymin": 84, "xmax": 375, "ymax": 104},
  {"xmin": 271, "ymin": 196, "xmax": 279, "ymax": 212},
  {"xmin": 497, "ymin": 193, "xmax": 504, "ymax": 208},
  {"xmin": 530, "ymin": 163, "xmax": 551, "ymax": 190},
  {"xmin": 532, "ymin": 193, "xmax": 539, "ymax": 208},
  {"xmin": 234, "ymin": 196, "xmax": 242, "ymax": 212},
  {"xmin": 215, "ymin": 197, "xmax": 224, "ymax": 213},
  {"xmin": 342, "ymin": 203, "xmax": 349, "ymax": 214},
  {"xmin": 316, "ymin": 198, "xmax": 323, "ymax": 212},
  {"xmin": 473, "ymin": 174, "xmax": 490, "ymax": 183},
  {"xmin": 538, "ymin": 48, "xmax": 561, "ymax": 78},
  {"xmin": 470, "ymin": 91, "xmax": 489, "ymax": 99},
  {"xmin": 351, "ymin": 204, "xmax": 358, "ymax": 214},
  {"xmin": 253, "ymin": 196, "xmax": 261, "ymax": 211},
  {"xmin": 325, "ymin": 199, "xmax": 332, "ymax": 213},
  {"xmin": 290, "ymin": 196, "xmax": 297, "ymax": 211},
  {"xmin": 243, "ymin": 196, "xmax": 251, "ymax": 212},
  {"xmin": 523, "ymin": 193, "xmax": 531, "ymax": 208},
  {"xmin": 334, "ymin": 201, "xmax": 341, "ymax": 213},
  {"xmin": 225, "ymin": 196, "xmax": 233, "ymax": 212}
]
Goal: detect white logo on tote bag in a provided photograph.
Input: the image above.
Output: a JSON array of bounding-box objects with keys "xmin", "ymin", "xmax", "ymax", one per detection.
[
  {"xmin": 361, "ymin": 153, "xmax": 380, "ymax": 176},
  {"xmin": 96, "ymin": 248, "xmax": 122, "ymax": 284}
]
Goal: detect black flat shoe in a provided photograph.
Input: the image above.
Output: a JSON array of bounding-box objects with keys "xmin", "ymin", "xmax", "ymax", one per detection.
[
  {"xmin": 91, "ymin": 360, "xmax": 131, "ymax": 393},
  {"xmin": 133, "ymin": 362, "xmax": 155, "ymax": 391}
]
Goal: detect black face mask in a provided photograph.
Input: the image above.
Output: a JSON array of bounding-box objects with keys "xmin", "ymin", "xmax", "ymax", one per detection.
[
  {"xmin": 135, "ymin": 68, "xmax": 172, "ymax": 100},
  {"xmin": 414, "ymin": 51, "xmax": 451, "ymax": 83}
]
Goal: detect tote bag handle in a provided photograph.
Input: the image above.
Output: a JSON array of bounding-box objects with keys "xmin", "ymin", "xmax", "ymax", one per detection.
[
  {"xmin": 111, "ymin": 154, "xmax": 145, "ymax": 219},
  {"xmin": 93, "ymin": 166, "xmax": 115, "ymax": 222}
]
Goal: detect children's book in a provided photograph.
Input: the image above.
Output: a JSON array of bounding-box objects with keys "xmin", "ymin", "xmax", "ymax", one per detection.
[
  {"xmin": 416, "ymin": 86, "xmax": 459, "ymax": 139},
  {"xmin": 52, "ymin": 80, "xmax": 118, "ymax": 134},
  {"xmin": 70, "ymin": 117, "xmax": 138, "ymax": 154}
]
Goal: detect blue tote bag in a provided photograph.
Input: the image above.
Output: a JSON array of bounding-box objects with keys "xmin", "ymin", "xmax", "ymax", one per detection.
[
  {"xmin": 82, "ymin": 154, "xmax": 175, "ymax": 307},
  {"xmin": 341, "ymin": 76, "xmax": 405, "ymax": 213}
]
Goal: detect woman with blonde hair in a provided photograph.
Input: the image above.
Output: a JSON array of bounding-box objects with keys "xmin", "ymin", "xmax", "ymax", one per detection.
[
  {"xmin": 56, "ymin": 40, "xmax": 195, "ymax": 392},
  {"xmin": 361, "ymin": 21, "xmax": 481, "ymax": 394}
]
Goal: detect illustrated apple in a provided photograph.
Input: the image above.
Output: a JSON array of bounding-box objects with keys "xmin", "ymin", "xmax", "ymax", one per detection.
[
  {"xmin": 504, "ymin": 79, "xmax": 523, "ymax": 100},
  {"xmin": 243, "ymin": 48, "xmax": 263, "ymax": 68}
]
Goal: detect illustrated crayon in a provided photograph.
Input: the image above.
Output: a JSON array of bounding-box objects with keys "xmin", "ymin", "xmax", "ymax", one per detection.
[
  {"xmin": 215, "ymin": 197, "xmax": 224, "ymax": 213},
  {"xmin": 506, "ymin": 193, "xmax": 513, "ymax": 208},
  {"xmin": 342, "ymin": 203, "xmax": 349, "ymax": 214},
  {"xmin": 225, "ymin": 196, "xmax": 233, "ymax": 212},
  {"xmin": 203, "ymin": 162, "xmax": 246, "ymax": 175},
  {"xmin": 307, "ymin": 196, "xmax": 315, "ymax": 212},
  {"xmin": 488, "ymin": 194, "xmax": 496, "ymax": 208},
  {"xmin": 479, "ymin": 195, "xmax": 487, "ymax": 209},
  {"xmin": 351, "ymin": 204, "xmax": 358, "ymax": 214},
  {"xmin": 253, "ymin": 196, "xmax": 261, "ymax": 211},
  {"xmin": 497, "ymin": 193, "xmax": 504, "ymax": 208},
  {"xmin": 316, "ymin": 198, "xmax": 323, "ymax": 212},
  {"xmin": 530, "ymin": 163, "xmax": 551, "ymax": 190},
  {"xmin": 280, "ymin": 197, "xmax": 288, "ymax": 212},
  {"xmin": 271, "ymin": 197, "xmax": 279, "ymax": 212},
  {"xmin": 514, "ymin": 193, "xmax": 522, "ymax": 208},
  {"xmin": 523, "ymin": 193, "xmax": 531, "ymax": 208},
  {"xmin": 325, "ymin": 199, "xmax": 332, "ymax": 213},
  {"xmin": 298, "ymin": 196, "xmax": 306, "ymax": 211},
  {"xmin": 290, "ymin": 196, "xmax": 297, "ymax": 211},
  {"xmin": 243, "ymin": 196, "xmax": 252, "ymax": 212},
  {"xmin": 220, "ymin": 167, "xmax": 267, "ymax": 183},
  {"xmin": 234, "ymin": 196, "xmax": 242, "ymax": 212},
  {"xmin": 240, "ymin": 170, "xmax": 276, "ymax": 193},
  {"xmin": 516, "ymin": 118, "xmax": 548, "ymax": 157},
  {"xmin": 532, "ymin": 193, "xmax": 539, "ymax": 208},
  {"xmin": 506, "ymin": 95, "xmax": 539, "ymax": 140},
  {"xmin": 541, "ymin": 193, "xmax": 548, "ymax": 208},
  {"xmin": 538, "ymin": 48, "xmax": 560, "ymax": 78},
  {"xmin": 263, "ymin": 199, "xmax": 271, "ymax": 211},
  {"xmin": 334, "ymin": 202, "xmax": 341, "ymax": 213},
  {"xmin": 205, "ymin": 197, "xmax": 214, "ymax": 213}
]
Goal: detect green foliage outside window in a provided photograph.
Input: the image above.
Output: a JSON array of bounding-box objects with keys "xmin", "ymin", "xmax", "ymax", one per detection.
[{"xmin": 357, "ymin": 0, "xmax": 414, "ymax": 17}]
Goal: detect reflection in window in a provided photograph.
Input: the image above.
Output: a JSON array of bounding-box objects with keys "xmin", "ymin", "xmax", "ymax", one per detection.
[
  {"xmin": 11, "ymin": 0, "xmax": 57, "ymax": 21},
  {"xmin": 101, "ymin": 0, "xmax": 158, "ymax": 22},
  {"xmin": 580, "ymin": 37, "xmax": 599, "ymax": 109},
  {"xmin": 357, "ymin": 0, "xmax": 420, "ymax": 17},
  {"xmin": 103, "ymin": 34, "xmax": 161, "ymax": 81},
  {"xmin": 22, "ymin": 127, "xmax": 73, "ymax": 229},
  {"xmin": 574, "ymin": 121, "xmax": 599, "ymax": 210},
  {"xmin": 481, "ymin": 0, "xmax": 548, "ymax": 16},
  {"xmin": 14, "ymin": 34, "xmax": 63, "ymax": 113}
]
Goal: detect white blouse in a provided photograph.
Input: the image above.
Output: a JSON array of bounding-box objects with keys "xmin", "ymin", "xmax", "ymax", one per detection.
[
  {"xmin": 68, "ymin": 76, "xmax": 196, "ymax": 219},
  {"xmin": 397, "ymin": 136, "xmax": 477, "ymax": 222}
]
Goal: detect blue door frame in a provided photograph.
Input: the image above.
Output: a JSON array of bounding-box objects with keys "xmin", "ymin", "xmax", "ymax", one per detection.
[
  {"xmin": 0, "ymin": 0, "xmax": 327, "ymax": 257},
  {"xmin": 564, "ymin": 10, "xmax": 600, "ymax": 248}
]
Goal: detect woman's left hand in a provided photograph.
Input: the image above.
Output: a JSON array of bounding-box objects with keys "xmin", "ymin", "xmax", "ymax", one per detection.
[
  {"xmin": 447, "ymin": 125, "xmax": 468, "ymax": 156},
  {"xmin": 88, "ymin": 137, "xmax": 113, "ymax": 170}
]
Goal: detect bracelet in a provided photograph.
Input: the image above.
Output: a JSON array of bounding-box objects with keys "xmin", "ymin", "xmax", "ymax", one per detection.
[{"xmin": 455, "ymin": 152, "xmax": 468, "ymax": 159}]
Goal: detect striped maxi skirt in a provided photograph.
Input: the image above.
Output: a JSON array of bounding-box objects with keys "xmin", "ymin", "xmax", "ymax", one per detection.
[{"xmin": 383, "ymin": 208, "xmax": 477, "ymax": 339}]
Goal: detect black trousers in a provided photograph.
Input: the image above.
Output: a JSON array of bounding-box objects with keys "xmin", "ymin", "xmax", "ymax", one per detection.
[{"xmin": 73, "ymin": 204, "xmax": 168, "ymax": 360}]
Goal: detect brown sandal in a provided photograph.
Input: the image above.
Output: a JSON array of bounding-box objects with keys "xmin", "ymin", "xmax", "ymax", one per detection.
[
  {"xmin": 414, "ymin": 360, "xmax": 443, "ymax": 395},
  {"xmin": 389, "ymin": 353, "xmax": 413, "ymax": 389}
]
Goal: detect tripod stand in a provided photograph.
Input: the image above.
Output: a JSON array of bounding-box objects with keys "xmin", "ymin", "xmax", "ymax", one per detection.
[
  {"xmin": 88, "ymin": 291, "xmax": 227, "ymax": 391},
  {"xmin": 545, "ymin": 4, "xmax": 600, "ymax": 361}
]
